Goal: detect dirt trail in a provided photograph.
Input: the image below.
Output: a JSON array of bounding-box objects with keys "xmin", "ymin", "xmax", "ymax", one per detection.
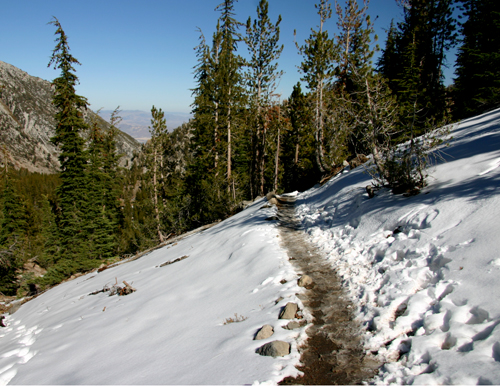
[{"xmin": 277, "ymin": 195, "xmax": 379, "ymax": 385}]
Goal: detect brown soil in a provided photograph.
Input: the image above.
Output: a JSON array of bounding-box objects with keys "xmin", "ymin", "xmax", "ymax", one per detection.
[{"xmin": 277, "ymin": 196, "xmax": 379, "ymax": 385}]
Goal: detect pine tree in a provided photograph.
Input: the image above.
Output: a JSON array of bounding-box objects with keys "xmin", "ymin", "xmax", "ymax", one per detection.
[
  {"xmin": 188, "ymin": 1, "xmax": 245, "ymax": 224},
  {"xmin": 147, "ymin": 106, "xmax": 168, "ymax": 243},
  {"xmin": 378, "ymin": 0, "xmax": 457, "ymax": 132},
  {"xmin": 454, "ymin": 0, "xmax": 500, "ymax": 118},
  {"xmin": 282, "ymin": 83, "xmax": 316, "ymax": 192},
  {"xmin": 0, "ymin": 172, "xmax": 26, "ymax": 295},
  {"xmin": 215, "ymin": 0, "xmax": 245, "ymax": 198},
  {"xmin": 84, "ymin": 111, "xmax": 121, "ymax": 261},
  {"xmin": 297, "ymin": 0, "xmax": 335, "ymax": 173},
  {"xmin": 245, "ymin": 0, "xmax": 283, "ymax": 196},
  {"xmin": 331, "ymin": 0, "xmax": 378, "ymax": 156},
  {"xmin": 47, "ymin": 17, "xmax": 93, "ymax": 273}
]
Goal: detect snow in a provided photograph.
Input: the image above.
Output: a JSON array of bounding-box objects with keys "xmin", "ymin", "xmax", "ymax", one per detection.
[
  {"xmin": 1, "ymin": 108, "xmax": 500, "ymax": 384},
  {"xmin": 295, "ymin": 108, "xmax": 500, "ymax": 384}
]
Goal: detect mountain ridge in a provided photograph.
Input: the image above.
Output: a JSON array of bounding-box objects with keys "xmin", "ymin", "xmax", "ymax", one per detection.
[{"xmin": 0, "ymin": 61, "xmax": 141, "ymax": 173}]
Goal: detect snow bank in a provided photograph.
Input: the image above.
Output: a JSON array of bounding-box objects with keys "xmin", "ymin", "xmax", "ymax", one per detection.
[
  {"xmin": 0, "ymin": 201, "xmax": 306, "ymax": 385},
  {"xmin": 296, "ymin": 108, "xmax": 500, "ymax": 384}
]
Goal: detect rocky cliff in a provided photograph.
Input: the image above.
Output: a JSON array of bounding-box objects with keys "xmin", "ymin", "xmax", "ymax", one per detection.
[{"xmin": 0, "ymin": 61, "xmax": 141, "ymax": 174}]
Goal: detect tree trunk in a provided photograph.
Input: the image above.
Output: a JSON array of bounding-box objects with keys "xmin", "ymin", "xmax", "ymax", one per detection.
[
  {"xmin": 273, "ymin": 117, "xmax": 280, "ymax": 192},
  {"xmin": 153, "ymin": 146, "xmax": 164, "ymax": 244}
]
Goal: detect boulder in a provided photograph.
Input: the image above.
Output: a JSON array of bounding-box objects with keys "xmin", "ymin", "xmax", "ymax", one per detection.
[
  {"xmin": 366, "ymin": 185, "xmax": 375, "ymax": 198},
  {"xmin": 268, "ymin": 197, "xmax": 278, "ymax": 206},
  {"xmin": 279, "ymin": 302, "xmax": 298, "ymax": 319},
  {"xmin": 256, "ymin": 340, "xmax": 290, "ymax": 357},
  {"xmin": 297, "ymin": 275, "xmax": 313, "ymax": 287},
  {"xmin": 283, "ymin": 321, "xmax": 301, "ymax": 330},
  {"xmin": 254, "ymin": 324, "xmax": 274, "ymax": 340},
  {"xmin": 266, "ymin": 191, "xmax": 276, "ymax": 201}
]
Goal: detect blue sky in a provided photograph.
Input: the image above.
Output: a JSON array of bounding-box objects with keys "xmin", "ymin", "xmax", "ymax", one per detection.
[{"xmin": 1, "ymin": 0, "xmax": 456, "ymax": 114}]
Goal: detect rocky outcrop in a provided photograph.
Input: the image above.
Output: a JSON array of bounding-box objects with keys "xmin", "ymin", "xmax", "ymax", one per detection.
[{"xmin": 0, "ymin": 61, "xmax": 140, "ymax": 173}]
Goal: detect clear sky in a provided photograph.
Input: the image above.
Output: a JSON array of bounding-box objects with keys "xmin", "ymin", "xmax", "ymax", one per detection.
[{"xmin": 1, "ymin": 0, "xmax": 456, "ymax": 115}]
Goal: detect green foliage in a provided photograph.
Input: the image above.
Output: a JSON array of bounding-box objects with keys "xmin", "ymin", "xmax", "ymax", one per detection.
[
  {"xmin": 378, "ymin": 0, "xmax": 457, "ymax": 135},
  {"xmin": 245, "ymin": 0, "xmax": 284, "ymax": 197},
  {"xmin": 296, "ymin": 0, "xmax": 335, "ymax": 173},
  {"xmin": 454, "ymin": 0, "xmax": 500, "ymax": 118}
]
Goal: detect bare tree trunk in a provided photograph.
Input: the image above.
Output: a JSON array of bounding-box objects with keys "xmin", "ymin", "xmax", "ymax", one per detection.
[
  {"xmin": 315, "ymin": 80, "xmax": 327, "ymax": 173},
  {"xmin": 227, "ymin": 87, "xmax": 232, "ymax": 193},
  {"xmin": 214, "ymin": 101, "xmax": 219, "ymax": 174},
  {"xmin": 273, "ymin": 113, "xmax": 280, "ymax": 192},
  {"xmin": 153, "ymin": 146, "xmax": 164, "ymax": 244},
  {"xmin": 259, "ymin": 116, "xmax": 267, "ymax": 196}
]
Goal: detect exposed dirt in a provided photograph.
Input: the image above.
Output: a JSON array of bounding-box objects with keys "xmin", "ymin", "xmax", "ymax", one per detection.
[{"xmin": 277, "ymin": 196, "xmax": 379, "ymax": 385}]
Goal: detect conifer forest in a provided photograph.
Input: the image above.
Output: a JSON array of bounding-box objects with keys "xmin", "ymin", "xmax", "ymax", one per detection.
[{"xmin": 1, "ymin": 0, "xmax": 499, "ymax": 296}]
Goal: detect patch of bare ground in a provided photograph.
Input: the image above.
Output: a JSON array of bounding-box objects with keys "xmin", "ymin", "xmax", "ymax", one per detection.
[{"xmin": 277, "ymin": 196, "xmax": 379, "ymax": 384}]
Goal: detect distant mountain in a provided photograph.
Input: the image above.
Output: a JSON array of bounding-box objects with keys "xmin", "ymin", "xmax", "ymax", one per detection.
[
  {"xmin": 99, "ymin": 110, "xmax": 192, "ymax": 143},
  {"xmin": 0, "ymin": 61, "xmax": 141, "ymax": 173}
]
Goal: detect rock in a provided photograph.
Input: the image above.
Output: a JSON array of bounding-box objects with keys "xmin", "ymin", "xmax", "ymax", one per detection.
[
  {"xmin": 266, "ymin": 191, "xmax": 276, "ymax": 201},
  {"xmin": 297, "ymin": 275, "xmax": 313, "ymax": 287},
  {"xmin": 275, "ymin": 296, "xmax": 284, "ymax": 304},
  {"xmin": 279, "ymin": 302, "xmax": 298, "ymax": 319},
  {"xmin": 256, "ymin": 340, "xmax": 290, "ymax": 357},
  {"xmin": 366, "ymin": 185, "xmax": 375, "ymax": 198},
  {"xmin": 284, "ymin": 321, "xmax": 301, "ymax": 330},
  {"xmin": 254, "ymin": 324, "xmax": 274, "ymax": 340},
  {"xmin": 238, "ymin": 200, "xmax": 253, "ymax": 210},
  {"xmin": 268, "ymin": 197, "xmax": 278, "ymax": 206},
  {"xmin": 265, "ymin": 216, "xmax": 279, "ymax": 221}
]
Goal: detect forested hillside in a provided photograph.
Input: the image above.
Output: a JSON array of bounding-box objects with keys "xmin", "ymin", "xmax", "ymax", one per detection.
[{"xmin": 0, "ymin": 0, "xmax": 499, "ymax": 298}]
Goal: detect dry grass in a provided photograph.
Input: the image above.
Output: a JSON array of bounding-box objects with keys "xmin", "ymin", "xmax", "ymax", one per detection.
[{"xmin": 223, "ymin": 313, "xmax": 248, "ymax": 325}]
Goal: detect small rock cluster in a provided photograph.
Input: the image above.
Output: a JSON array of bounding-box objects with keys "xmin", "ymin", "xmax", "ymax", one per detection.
[{"xmin": 255, "ymin": 275, "xmax": 313, "ymax": 358}]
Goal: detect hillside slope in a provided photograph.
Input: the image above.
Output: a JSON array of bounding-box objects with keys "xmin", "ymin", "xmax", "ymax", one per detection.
[
  {"xmin": 0, "ymin": 61, "xmax": 141, "ymax": 173},
  {"xmin": 0, "ymin": 108, "xmax": 499, "ymax": 384},
  {"xmin": 296, "ymin": 108, "xmax": 500, "ymax": 384}
]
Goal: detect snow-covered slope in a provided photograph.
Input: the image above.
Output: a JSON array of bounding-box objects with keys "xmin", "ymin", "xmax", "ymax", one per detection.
[
  {"xmin": 296, "ymin": 108, "xmax": 500, "ymax": 384},
  {"xmin": 1, "ymin": 108, "xmax": 500, "ymax": 385},
  {"xmin": 0, "ymin": 202, "xmax": 304, "ymax": 385}
]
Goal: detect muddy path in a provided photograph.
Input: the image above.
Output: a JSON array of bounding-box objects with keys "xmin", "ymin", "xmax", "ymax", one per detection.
[{"xmin": 277, "ymin": 195, "xmax": 379, "ymax": 385}]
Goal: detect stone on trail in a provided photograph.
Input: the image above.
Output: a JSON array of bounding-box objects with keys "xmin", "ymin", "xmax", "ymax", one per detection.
[
  {"xmin": 283, "ymin": 321, "xmax": 301, "ymax": 330},
  {"xmin": 254, "ymin": 324, "xmax": 274, "ymax": 340},
  {"xmin": 279, "ymin": 302, "xmax": 298, "ymax": 319},
  {"xmin": 256, "ymin": 340, "xmax": 290, "ymax": 357},
  {"xmin": 266, "ymin": 191, "xmax": 276, "ymax": 201},
  {"xmin": 297, "ymin": 274, "xmax": 313, "ymax": 287}
]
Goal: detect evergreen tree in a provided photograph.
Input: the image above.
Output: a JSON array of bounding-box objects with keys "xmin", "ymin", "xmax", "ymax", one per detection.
[
  {"xmin": 47, "ymin": 17, "xmax": 91, "ymax": 267},
  {"xmin": 282, "ymin": 83, "xmax": 316, "ymax": 192},
  {"xmin": 296, "ymin": 0, "xmax": 335, "ymax": 173},
  {"xmin": 215, "ymin": 0, "xmax": 245, "ymax": 197},
  {"xmin": 244, "ymin": 0, "xmax": 284, "ymax": 196},
  {"xmin": 378, "ymin": 0, "xmax": 457, "ymax": 132},
  {"xmin": 188, "ymin": 1, "xmax": 245, "ymax": 224},
  {"xmin": 331, "ymin": 0, "xmax": 377, "ymax": 156},
  {"xmin": 84, "ymin": 112, "xmax": 120, "ymax": 260},
  {"xmin": 0, "ymin": 173, "xmax": 26, "ymax": 295},
  {"xmin": 147, "ymin": 106, "xmax": 168, "ymax": 243},
  {"xmin": 454, "ymin": 0, "xmax": 500, "ymax": 118}
]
